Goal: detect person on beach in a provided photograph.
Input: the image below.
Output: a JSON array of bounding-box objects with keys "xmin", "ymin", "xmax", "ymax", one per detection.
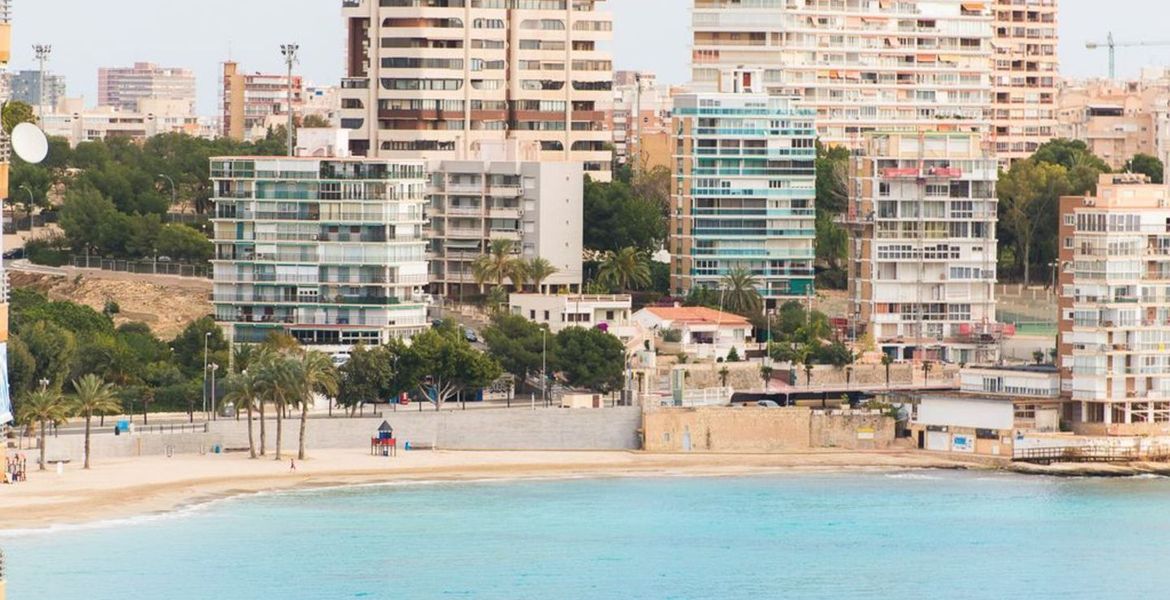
[{"xmin": 289, "ymin": 459, "xmax": 296, "ymax": 472}]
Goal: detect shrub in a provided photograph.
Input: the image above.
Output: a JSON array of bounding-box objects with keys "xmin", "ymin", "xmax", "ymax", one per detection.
[{"xmin": 661, "ymin": 328, "xmax": 682, "ymax": 343}]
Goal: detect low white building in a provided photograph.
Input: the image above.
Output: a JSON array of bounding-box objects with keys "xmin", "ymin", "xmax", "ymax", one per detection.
[
  {"xmin": 633, "ymin": 305, "xmax": 752, "ymax": 361},
  {"xmin": 509, "ymin": 293, "xmax": 639, "ymax": 348}
]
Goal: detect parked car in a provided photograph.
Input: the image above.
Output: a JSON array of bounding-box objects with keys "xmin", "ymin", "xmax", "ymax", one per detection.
[
  {"xmin": 463, "ymin": 328, "xmax": 479, "ymax": 343},
  {"xmin": 2, "ymin": 247, "xmax": 25, "ymax": 260},
  {"xmin": 757, "ymin": 400, "xmax": 781, "ymax": 408}
]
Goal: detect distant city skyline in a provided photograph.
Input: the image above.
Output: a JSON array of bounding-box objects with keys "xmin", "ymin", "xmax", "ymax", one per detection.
[{"xmin": 7, "ymin": 0, "xmax": 1170, "ymax": 116}]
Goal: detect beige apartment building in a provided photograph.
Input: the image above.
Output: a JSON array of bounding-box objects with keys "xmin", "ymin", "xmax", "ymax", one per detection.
[
  {"xmin": 338, "ymin": 0, "xmax": 614, "ymax": 180},
  {"xmin": 98, "ymin": 62, "xmax": 197, "ymax": 113},
  {"xmin": 427, "ymin": 142, "xmax": 583, "ymax": 299},
  {"xmin": 690, "ymin": 0, "xmax": 994, "ymax": 147},
  {"xmin": 1056, "ymin": 76, "xmax": 1169, "ymax": 171},
  {"xmin": 845, "ymin": 130, "xmax": 1003, "ymax": 365},
  {"xmin": 608, "ymin": 70, "xmax": 673, "ymax": 169},
  {"xmin": 222, "ymin": 61, "xmax": 304, "ymax": 142},
  {"xmin": 991, "ymin": 0, "xmax": 1059, "ymax": 163},
  {"xmin": 1058, "ymin": 173, "xmax": 1170, "ymax": 436}
]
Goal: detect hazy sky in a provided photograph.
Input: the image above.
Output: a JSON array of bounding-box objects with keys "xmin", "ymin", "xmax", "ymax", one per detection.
[{"xmin": 8, "ymin": 0, "xmax": 1167, "ymax": 116}]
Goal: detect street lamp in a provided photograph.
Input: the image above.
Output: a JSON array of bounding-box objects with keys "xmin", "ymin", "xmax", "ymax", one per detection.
[
  {"xmin": 157, "ymin": 173, "xmax": 177, "ymax": 211},
  {"xmin": 203, "ymin": 332, "xmax": 211, "ymax": 420},
  {"xmin": 280, "ymin": 43, "xmax": 300, "ymax": 157},
  {"xmin": 38, "ymin": 378, "xmax": 49, "ymax": 392},
  {"xmin": 209, "ymin": 363, "xmax": 220, "ymax": 421},
  {"xmin": 541, "ymin": 328, "xmax": 547, "ymax": 408},
  {"xmin": 18, "ymin": 185, "xmax": 35, "ymax": 228}
]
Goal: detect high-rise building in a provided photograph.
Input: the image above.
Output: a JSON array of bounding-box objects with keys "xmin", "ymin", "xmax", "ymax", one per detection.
[
  {"xmin": 43, "ymin": 97, "xmax": 204, "ymax": 147},
  {"xmin": 991, "ymin": 0, "xmax": 1059, "ymax": 164},
  {"xmin": 222, "ymin": 61, "xmax": 303, "ymax": 141},
  {"xmin": 97, "ymin": 62, "xmax": 197, "ymax": 113},
  {"xmin": 608, "ymin": 70, "xmax": 673, "ymax": 168},
  {"xmin": 427, "ymin": 141, "xmax": 583, "ymax": 299},
  {"xmin": 1057, "ymin": 173, "xmax": 1170, "ymax": 435},
  {"xmin": 845, "ymin": 130, "xmax": 1003, "ymax": 364},
  {"xmin": 338, "ymin": 0, "xmax": 614, "ymax": 180},
  {"xmin": 690, "ymin": 0, "xmax": 994, "ymax": 147},
  {"xmin": 210, "ymin": 157, "xmax": 429, "ymax": 351},
  {"xmin": 669, "ymin": 68, "xmax": 816, "ymax": 308},
  {"xmin": 1056, "ymin": 74, "xmax": 1170, "ymax": 171},
  {"xmin": 8, "ymin": 69, "xmax": 65, "ymax": 109}
]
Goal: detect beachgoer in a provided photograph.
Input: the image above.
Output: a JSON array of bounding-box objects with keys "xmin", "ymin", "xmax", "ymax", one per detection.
[{"xmin": 289, "ymin": 459, "xmax": 296, "ymax": 472}]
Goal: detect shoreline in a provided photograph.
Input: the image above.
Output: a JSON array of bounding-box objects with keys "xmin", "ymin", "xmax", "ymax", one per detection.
[{"xmin": 0, "ymin": 449, "xmax": 987, "ymax": 532}]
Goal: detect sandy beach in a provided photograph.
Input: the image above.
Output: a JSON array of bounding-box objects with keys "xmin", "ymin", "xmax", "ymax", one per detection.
[{"xmin": 0, "ymin": 448, "xmax": 989, "ymax": 531}]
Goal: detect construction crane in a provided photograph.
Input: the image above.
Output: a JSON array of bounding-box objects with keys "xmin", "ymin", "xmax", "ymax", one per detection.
[{"xmin": 1086, "ymin": 32, "xmax": 1170, "ymax": 80}]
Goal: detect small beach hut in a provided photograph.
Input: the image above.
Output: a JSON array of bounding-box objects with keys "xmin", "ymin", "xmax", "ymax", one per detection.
[{"xmin": 371, "ymin": 421, "xmax": 397, "ymax": 457}]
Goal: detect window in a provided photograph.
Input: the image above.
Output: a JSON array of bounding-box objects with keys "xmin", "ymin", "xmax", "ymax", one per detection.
[
  {"xmin": 1064, "ymin": 237, "xmax": 1073, "ymax": 249},
  {"xmin": 1063, "ymin": 214, "xmax": 1074, "ymax": 227}
]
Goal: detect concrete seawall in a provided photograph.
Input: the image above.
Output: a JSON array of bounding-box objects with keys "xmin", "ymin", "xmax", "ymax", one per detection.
[{"xmin": 41, "ymin": 407, "xmax": 644, "ymax": 462}]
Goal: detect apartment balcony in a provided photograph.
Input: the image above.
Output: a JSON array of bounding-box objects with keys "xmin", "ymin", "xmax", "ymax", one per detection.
[
  {"xmin": 489, "ymin": 207, "xmax": 523, "ymax": 220},
  {"xmin": 487, "ymin": 184, "xmax": 522, "ymax": 197},
  {"xmin": 444, "ymin": 227, "xmax": 485, "ymax": 238},
  {"xmin": 488, "ymin": 230, "xmax": 522, "ymax": 242}
]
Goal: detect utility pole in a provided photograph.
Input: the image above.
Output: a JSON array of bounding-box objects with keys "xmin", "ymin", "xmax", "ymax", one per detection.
[
  {"xmin": 633, "ymin": 72, "xmax": 642, "ymax": 173},
  {"xmin": 281, "ymin": 43, "xmax": 299, "ymax": 157},
  {"xmin": 33, "ymin": 44, "xmax": 52, "ymax": 122}
]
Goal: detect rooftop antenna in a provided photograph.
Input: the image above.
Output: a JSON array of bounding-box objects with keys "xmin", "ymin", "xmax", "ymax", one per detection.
[{"xmin": 281, "ymin": 43, "xmax": 299, "ymax": 157}]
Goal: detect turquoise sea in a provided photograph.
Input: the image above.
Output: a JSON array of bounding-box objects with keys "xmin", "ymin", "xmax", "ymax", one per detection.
[{"xmin": 5, "ymin": 471, "xmax": 1170, "ymax": 599}]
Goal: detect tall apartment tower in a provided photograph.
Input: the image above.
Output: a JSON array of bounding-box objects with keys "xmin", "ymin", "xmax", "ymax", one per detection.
[
  {"xmin": 670, "ymin": 68, "xmax": 817, "ymax": 308},
  {"xmin": 845, "ymin": 131, "xmax": 1003, "ymax": 364},
  {"xmin": 210, "ymin": 157, "xmax": 429, "ymax": 351},
  {"xmin": 98, "ymin": 62, "xmax": 197, "ymax": 113},
  {"xmin": 690, "ymin": 0, "xmax": 993, "ymax": 147},
  {"xmin": 339, "ymin": 0, "xmax": 614, "ymax": 180},
  {"xmin": 1058, "ymin": 173, "xmax": 1170, "ymax": 435},
  {"xmin": 992, "ymin": 0, "xmax": 1059, "ymax": 164},
  {"xmin": 222, "ymin": 61, "xmax": 304, "ymax": 142}
]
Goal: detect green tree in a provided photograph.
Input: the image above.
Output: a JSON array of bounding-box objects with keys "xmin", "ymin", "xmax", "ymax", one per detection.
[
  {"xmin": 337, "ymin": 344, "xmax": 397, "ymax": 414},
  {"xmin": 720, "ymin": 268, "xmax": 763, "ymax": 317},
  {"xmin": 19, "ymin": 300, "xmax": 113, "ymax": 340},
  {"xmin": 881, "ymin": 352, "xmax": 894, "ymax": 387},
  {"xmin": 20, "ymin": 320, "xmax": 79, "ymax": 391},
  {"xmin": 171, "ymin": 317, "xmax": 229, "ymax": 377},
  {"xmin": 223, "ymin": 369, "xmax": 260, "ymax": 458},
  {"xmin": 155, "ymin": 223, "xmax": 213, "ymax": 263},
  {"xmin": 483, "ymin": 314, "xmax": 549, "ymax": 385},
  {"xmin": 70, "ymin": 374, "xmax": 121, "ymax": 469},
  {"xmin": 815, "ymin": 142, "xmax": 850, "ymax": 215},
  {"xmin": 17, "ymin": 388, "xmax": 69, "ymax": 471},
  {"xmin": 1125, "ymin": 153, "xmax": 1164, "ymax": 184},
  {"xmin": 400, "ymin": 327, "xmax": 502, "ymax": 410},
  {"xmin": 7, "ymin": 336, "xmax": 36, "ymax": 400},
  {"xmin": 553, "ymin": 327, "xmax": 625, "ymax": 393},
  {"xmin": 254, "ymin": 350, "xmax": 297, "ymax": 460},
  {"xmin": 597, "ymin": 247, "xmax": 652, "ymax": 291},
  {"xmin": 525, "ymin": 257, "xmax": 559, "ymax": 294},
  {"xmin": 472, "ymin": 239, "xmax": 526, "ymax": 290},
  {"xmin": 998, "ymin": 159, "xmax": 1071, "ymax": 286},
  {"xmin": 3, "ymin": 100, "xmax": 37, "ymax": 133},
  {"xmin": 292, "ymin": 351, "xmax": 339, "ymax": 460},
  {"xmin": 583, "ymin": 177, "xmax": 666, "ymax": 253},
  {"xmin": 300, "ymin": 114, "xmax": 332, "ymax": 128}
]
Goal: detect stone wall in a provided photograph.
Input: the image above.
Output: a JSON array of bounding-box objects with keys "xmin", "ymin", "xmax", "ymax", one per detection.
[
  {"xmin": 41, "ymin": 407, "xmax": 643, "ymax": 462},
  {"xmin": 643, "ymin": 406, "xmax": 895, "ymax": 453},
  {"xmin": 788, "ymin": 363, "xmax": 959, "ymax": 387}
]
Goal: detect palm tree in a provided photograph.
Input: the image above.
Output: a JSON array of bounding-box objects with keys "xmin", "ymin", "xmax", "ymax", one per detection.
[
  {"xmin": 294, "ymin": 351, "xmax": 340, "ymax": 461},
  {"xmin": 472, "ymin": 239, "xmax": 526, "ymax": 291},
  {"xmin": 597, "ymin": 247, "xmax": 651, "ymax": 291},
  {"xmin": 526, "ymin": 257, "xmax": 559, "ymax": 294},
  {"xmin": 718, "ymin": 366, "xmax": 730, "ymax": 388},
  {"xmin": 223, "ymin": 370, "xmax": 260, "ymax": 459},
  {"xmin": 881, "ymin": 353, "xmax": 893, "ymax": 387},
  {"xmin": 760, "ymin": 365, "xmax": 774, "ymax": 392},
  {"xmin": 17, "ymin": 389, "xmax": 69, "ymax": 471},
  {"xmin": 720, "ymin": 268, "xmax": 763, "ymax": 316},
  {"xmin": 70, "ymin": 374, "xmax": 121, "ymax": 470},
  {"xmin": 255, "ymin": 352, "xmax": 296, "ymax": 460}
]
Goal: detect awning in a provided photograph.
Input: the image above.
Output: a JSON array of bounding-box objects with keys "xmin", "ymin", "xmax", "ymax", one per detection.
[
  {"xmin": 918, "ymin": 54, "xmax": 938, "ymax": 63},
  {"xmin": 961, "ymin": 2, "xmax": 985, "ymax": 11}
]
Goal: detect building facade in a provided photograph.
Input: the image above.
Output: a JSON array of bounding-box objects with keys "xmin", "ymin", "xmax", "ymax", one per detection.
[
  {"xmin": 1058, "ymin": 173, "xmax": 1170, "ymax": 435},
  {"xmin": 338, "ymin": 0, "xmax": 614, "ymax": 180},
  {"xmin": 427, "ymin": 147, "xmax": 583, "ymax": 299},
  {"xmin": 42, "ymin": 97, "xmax": 205, "ymax": 147},
  {"xmin": 846, "ymin": 131, "xmax": 1003, "ymax": 364},
  {"xmin": 991, "ymin": 0, "xmax": 1059, "ymax": 163},
  {"xmin": 670, "ymin": 69, "xmax": 816, "ymax": 308},
  {"xmin": 690, "ymin": 0, "xmax": 993, "ymax": 147},
  {"xmin": 222, "ymin": 61, "xmax": 304, "ymax": 142},
  {"xmin": 1056, "ymin": 76, "xmax": 1170, "ymax": 171},
  {"xmin": 8, "ymin": 69, "xmax": 65, "ymax": 110},
  {"xmin": 609, "ymin": 70, "xmax": 673, "ymax": 168},
  {"xmin": 210, "ymin": 157, "xmax": 429, "ymax": 352},
  {"xmin": 97, "ymin": 62, "xmax": 197, "ymax": 113}
]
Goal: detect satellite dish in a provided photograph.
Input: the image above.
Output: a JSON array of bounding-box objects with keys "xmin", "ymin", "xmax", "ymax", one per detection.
[{"xmin": 11, "ymin": 122, "xmax": 48, "ymax": 164}]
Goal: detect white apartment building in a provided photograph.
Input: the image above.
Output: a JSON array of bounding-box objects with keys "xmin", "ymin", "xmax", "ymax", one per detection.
[
  {"xmin": 608, "ymin": 70, "xmax": 673, "ymax": 167},
  {"xmin": 690, "ymin": 0, "xmax": 994, "ymax": 146},
  {"xmin": 210, "ymin": 157, "xmax": 429, "ymax": 353},
  {"xmin": 1058, "ymin": 173, "xmax": 1170, "ymax": 436},
  {"xmin": 428, "ymin": 142, "xmax": 583, "ymax": 298},
  {"xmin": 339, "ymin": 0, "xmax": 614, "ymax": 180},
  {"xmin": 42, "ymin": 97, "xmax": 206, "ymax": 146},
  {"xmin": 846, "ymin": 131, "xmax": 1003, "ymax": 364},
  {"xmin": 509, "ymin": 292, "xmax": 634, "ymax": 336},
  {"xmin": 97, "ymin": 62, "xmax": 197, "ymax": 113}
]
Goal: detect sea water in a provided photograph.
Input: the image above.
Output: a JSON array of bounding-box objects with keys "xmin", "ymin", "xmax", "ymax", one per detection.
[{"xmin": 5, "ymin": 471, "xmax": 1170, "ymax": 599}]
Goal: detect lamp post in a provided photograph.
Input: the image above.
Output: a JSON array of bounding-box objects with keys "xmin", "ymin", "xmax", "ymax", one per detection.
[
  {"xmin": 203, "ymin": 332, "xmax": 211, "ymax": 420},
  {"xmin": 18, "ymin": 185, "xmax": 35, "ymax": 228},
  {"xmin": 209, "ymin": 363, "xmax": 220, "ymax": 421},
  {"xmin": 33, "ymin": 44, "xmax": 52, "ymax": 122},
  {"xmin": 542, "ymin": 328, "xmax": 547, "ymax": 408},
  {"xmin": 158, "ymin": 173, "xmax": 177, "ymax": 212},
  {"xmin": 280, "ymin": 43, "xmax": 300, "ymax": 157}
]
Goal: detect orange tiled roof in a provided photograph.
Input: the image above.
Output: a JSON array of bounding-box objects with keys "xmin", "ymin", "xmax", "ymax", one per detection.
[{"xmin": 644, "ymin": 306, "xmax": 751, "ymax": 327}]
